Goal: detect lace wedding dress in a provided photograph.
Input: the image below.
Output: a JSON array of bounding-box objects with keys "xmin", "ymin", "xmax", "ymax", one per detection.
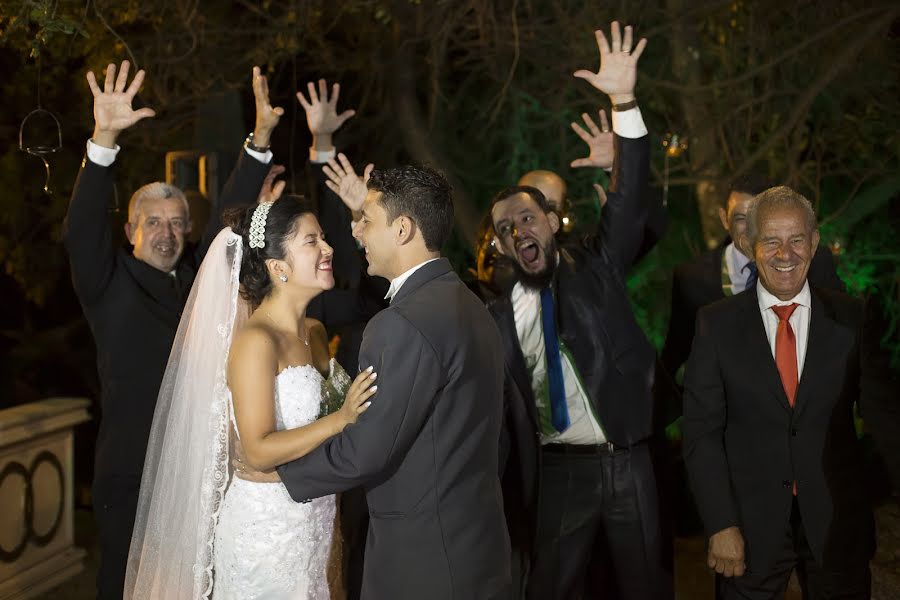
[{"xmin": 214, "ymin": 359, "xmax": 351, "ymax": 599}]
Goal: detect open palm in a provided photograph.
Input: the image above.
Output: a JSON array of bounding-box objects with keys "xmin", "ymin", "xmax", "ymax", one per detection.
[
  {"xmin": 87, "ymin": 61, "xmax": 155, "ymax": 134},
  {"xmin": 574, "ymin": 22, "xmax": 647, "ymax": 99},
  {"xmin": 297, "ymin": 79, "xmax": 356, "ymax": 136},
  {"xmin": 322, "ymin": 153, "xmax": 373, "ymax": 213}
]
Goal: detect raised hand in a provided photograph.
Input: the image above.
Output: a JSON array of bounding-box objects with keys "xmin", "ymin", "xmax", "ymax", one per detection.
[
  {"xmin": 297, "ymin": 79, "xmax": 356, "ymax": 151},
  {"xmin": 322, "ymin": 153, "xmax": 374, "ymax": 214},
  {"xmin": 570, "ymin": 109, "xmax": 614, "ymax": 169},
  {"xmin": 574, "ymin": 21, "xmax": 647, "ymax": 104},
  {"xmin": 257, "ymin": 164, "xmax": 286, "ymax": 204},
  {"xmin": 86, "ymin": 61, "xmax": 156, "ymax": 148},
  {"xmin": 251, "ymin": 66, "xmax": 284, "ymax": 148}
]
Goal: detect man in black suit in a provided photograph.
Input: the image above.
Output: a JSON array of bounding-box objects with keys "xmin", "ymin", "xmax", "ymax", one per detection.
[
  {"xmin": 277, "ymin": 166, "xmax": 511, "ymax": 599},
  {"xmin": 488, "ymin": 22, "xmax": 672, "ymax": 599},
  {"xmin": 683, "ymin": 186, "xmax": 892, "ymax": 599},
  {"xmin": 661, "ymin": 175, "xmax": 842, "ymax": 385},
  {"xmin": 63, "ymin": 61, "xmax": 280, "ymax": 599}
]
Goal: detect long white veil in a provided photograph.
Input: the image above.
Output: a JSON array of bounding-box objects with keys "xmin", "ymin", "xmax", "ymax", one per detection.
[{"xmin": 124, "ymin": 227, "xmax": 248, "ymax": 599}]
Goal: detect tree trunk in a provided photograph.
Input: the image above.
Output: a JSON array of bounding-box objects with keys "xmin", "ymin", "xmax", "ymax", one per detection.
[
  {"xmin": 388, "ymin": 29, "xmax": 479, "ymax": 247},
  {"xmin": 668, "ymin": 0, "xmax": 725, "ymax": 249}
]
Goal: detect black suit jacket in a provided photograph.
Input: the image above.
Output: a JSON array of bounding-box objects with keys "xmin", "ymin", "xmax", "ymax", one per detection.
[
  {"xmin": 488, "ymin": 134, "xmax": 656, "ymax": 550},
  {"xmin": 662, "ymin": 241, "xmax": 843, "ymax": 382},
  {"xmin": 63, "ymin": 149, "xmax": 269, "ymax": 482},
  {"xmin": 278, "ymin": 259, "xmax": 511, "ymax": 599},
  {"xmin": 682, "ymin": 286, "xmax": 886, "ymax": 572}
]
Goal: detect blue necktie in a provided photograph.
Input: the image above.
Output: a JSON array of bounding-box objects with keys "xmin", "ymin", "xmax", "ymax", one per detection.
[
  {"xmin": 540, "ymin": 287, "xmax": 570, "ymax": 432},
  {"xmin": 742, "ymin": 262, "xmax": 758, "ymax": 291}
]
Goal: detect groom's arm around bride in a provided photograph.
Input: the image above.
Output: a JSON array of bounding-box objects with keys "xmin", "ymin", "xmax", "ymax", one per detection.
[{"xmin": 277, "ymin": 166, "xmax": 511, "ymax": 599}]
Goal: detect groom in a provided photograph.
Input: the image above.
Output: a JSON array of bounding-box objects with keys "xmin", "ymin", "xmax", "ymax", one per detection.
[{"xmin": 277, "ymin": 165, "xmax": 511, "ymax": 599}]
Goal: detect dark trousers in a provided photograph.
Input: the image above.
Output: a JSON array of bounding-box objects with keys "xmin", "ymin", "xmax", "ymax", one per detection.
[
  {"xmin": 526, "ymin": 442, "xmax": 673, "ymax": 600},
  {"xmin": 93, "ymin": 477, "xmax": 140, "ymax": 600},
  {"xmin": 341, "ymin": 486, "xmax": 369, "ymax": 600},
  {"xmin": 720, "ymin": 497, "xmax": 871, "ymax": 600}
]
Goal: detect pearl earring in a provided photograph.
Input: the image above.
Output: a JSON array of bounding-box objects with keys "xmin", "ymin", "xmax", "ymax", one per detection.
[{"xmin": 279, "ymin": 274, "xmax": 288, "ymax": 282}]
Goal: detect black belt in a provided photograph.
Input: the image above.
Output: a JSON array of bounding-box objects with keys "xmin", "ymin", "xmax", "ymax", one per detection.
[{"xmin": 541, "ymin": 441, "xmax": 637, "ymax": 455}]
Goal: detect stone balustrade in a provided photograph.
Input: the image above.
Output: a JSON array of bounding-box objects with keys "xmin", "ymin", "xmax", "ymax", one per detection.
[{"xmin": 0, "ymin": 398, "xmax": 91, "ymax": 600}]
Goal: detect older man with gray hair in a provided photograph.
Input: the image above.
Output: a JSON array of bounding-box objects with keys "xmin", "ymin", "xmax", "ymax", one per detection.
[
  {"xmin": 63, "ymin": 60, "xmax": 281, "ymax": 599},
  {"xmin": 682, "ymin": 185, "xmax": 895, "ymax": 599}
]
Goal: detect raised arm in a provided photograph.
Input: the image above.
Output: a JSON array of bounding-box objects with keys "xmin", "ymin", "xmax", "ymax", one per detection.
[
  {"xmin": 278, "ymin": 311, "xmax": 442, "ymax": 500},
  {"xmin": 64, "ymin": 61, "xmax": 155, "ymax": 305},
  {"xmin": 297, "ymin": 79, "xmax": 367, "ymax": 287},
  {"xmin": 197, "ymin": 67, "xmax": 281, "ymax": 258},
  {"xmin": 574, "ymin": 22, "xmax": 650, "ymax": 275}
]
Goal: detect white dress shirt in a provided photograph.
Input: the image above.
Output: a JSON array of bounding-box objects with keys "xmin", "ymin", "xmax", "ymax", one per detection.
[
  {"xmin": 511, "ymin": 282, "xmax": 607, "ymax": 445},
  {"xmin": 385, "ymin": 258, "xmax": 440, "ymax": 302},
  {"xmin": 86, "ymin": 139, "xmax": 273, "ymax": 167},
  {"xmin": 725, "ymin": 241, "xmax": 753, "ymax": 294},
  {"xmin": 757, "ymin": 280, "xmax": 812, "ymax": 377},
  {"xmin": 610, "ymin": 106, "xmax": 648, "ymax": 139}
]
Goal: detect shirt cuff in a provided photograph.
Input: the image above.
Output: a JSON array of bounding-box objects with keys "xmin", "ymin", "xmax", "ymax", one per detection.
[
  {"xmin": 310, "ymin": 147, "xmax": 336, "ymax": 164},
  {"xmin": 86, "ymin": 139, "xmax": 120, "ymax": 167},
  {"xmin": 611, "ymin": 107, "xmax": 648, "ymax": 139},
  {"xmin": 244, "ymin": 146, "xmax": 273, "ymax": 164}
]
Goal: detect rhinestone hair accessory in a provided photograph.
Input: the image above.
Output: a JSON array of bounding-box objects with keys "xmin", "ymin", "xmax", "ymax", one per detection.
[{"xmin": 248, "ymin": 201, "xmax": 273, "ymax": 248}]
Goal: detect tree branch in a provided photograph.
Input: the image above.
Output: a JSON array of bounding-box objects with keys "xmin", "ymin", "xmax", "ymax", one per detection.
[{"xmin": 730, "ymin": 6, "xmax": 899, "ymax": 180}]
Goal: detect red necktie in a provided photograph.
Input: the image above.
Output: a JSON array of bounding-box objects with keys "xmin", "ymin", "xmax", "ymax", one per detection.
[
  {"xmin": 772, "ymin": 303, "xmax": 800, "ymax": 495},
  {"xmin": 772, "ymin": 303, "xmax": 800, "ymax": 407}
]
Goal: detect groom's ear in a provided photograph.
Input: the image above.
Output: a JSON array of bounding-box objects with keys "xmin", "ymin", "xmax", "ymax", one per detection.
[{"xmin": 395, "ymin": 215, "xmax": 416, "ymax": 246}]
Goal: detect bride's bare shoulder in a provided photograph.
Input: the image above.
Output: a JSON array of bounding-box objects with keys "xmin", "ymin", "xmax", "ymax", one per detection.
[{"xmin": 230, "ymin": 319, "xmax": 279, "ymax": 369}]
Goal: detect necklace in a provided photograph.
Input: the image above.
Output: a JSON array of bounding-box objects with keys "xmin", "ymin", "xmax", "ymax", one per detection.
[{"xmin": 264, "ymin": 311, "xmax": 309, "ymax": 346}]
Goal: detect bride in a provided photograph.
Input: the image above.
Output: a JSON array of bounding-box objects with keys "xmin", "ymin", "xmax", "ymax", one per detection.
[{"xmin": 124, "ymin": 192, "xmax": 377, "ymax": 599}]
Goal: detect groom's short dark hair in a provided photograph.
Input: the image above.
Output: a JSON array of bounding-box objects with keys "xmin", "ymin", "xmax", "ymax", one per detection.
[{"xmin": 367, "ymin": 165, "xmax": 454, "ymax": 251}]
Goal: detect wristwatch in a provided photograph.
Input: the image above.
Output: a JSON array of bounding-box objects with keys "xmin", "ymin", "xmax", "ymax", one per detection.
[
  {"xmin": 611, "ymin": 99, "xmax": 638, "ymax": 112},
  {"xmin": 244, "ymin": 132, "xmax": 270, "ymax": 153}
]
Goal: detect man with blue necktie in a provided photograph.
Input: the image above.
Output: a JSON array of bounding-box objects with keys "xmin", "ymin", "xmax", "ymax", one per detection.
[{"xmin": 488, "ymin": 21, "xmax": 672, "ymax": 600}]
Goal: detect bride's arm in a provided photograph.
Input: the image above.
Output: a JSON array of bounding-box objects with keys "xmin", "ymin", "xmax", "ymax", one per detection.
[{"xmin": 228, "ymin": 326, "xmax": 375, "ymax": 472}]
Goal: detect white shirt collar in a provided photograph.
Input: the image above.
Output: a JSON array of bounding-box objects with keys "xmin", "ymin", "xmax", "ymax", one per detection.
[
  {"xmin": 727, "ymin": 241, "xmax": 752, "ymax": 273},
  {"xmin": 385, "ymin": 258, "xmax": 440, "ymax": 302},
  {"xmin": 756, "ymin": 279, "xmax": 811, "ymax": 312}
]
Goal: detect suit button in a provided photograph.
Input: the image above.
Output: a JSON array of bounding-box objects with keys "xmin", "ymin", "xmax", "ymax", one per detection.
[
  {"xmin": 791, "ymin": 428, "xmax": 797, "ymax": 437},
  {"xmin": 782, "ymin": 480, "xmax": 792, "ymax": 488}
]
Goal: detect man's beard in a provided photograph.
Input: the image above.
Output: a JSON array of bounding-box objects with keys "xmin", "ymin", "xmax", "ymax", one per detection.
[{"xmin": 514, "ymin": 237, "xmax": 558, "ymax": 290}]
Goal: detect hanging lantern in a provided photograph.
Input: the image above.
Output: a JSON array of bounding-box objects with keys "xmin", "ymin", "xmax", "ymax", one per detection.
[{"xmin": 19, "ymin": 108, "xmax": 62, "ymax": 194}]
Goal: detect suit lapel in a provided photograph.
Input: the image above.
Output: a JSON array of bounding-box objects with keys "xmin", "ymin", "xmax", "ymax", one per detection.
[
  {"xmin": 794, "ymin": 292, "xmax": 836, "ymax": 418},
  {"xmin": 493, "ymin": 298, "xmax": 540, "ymax": 430},
  {"xmin": 739, "ymin": 290, "xmax": 792, "ymax": 413}
]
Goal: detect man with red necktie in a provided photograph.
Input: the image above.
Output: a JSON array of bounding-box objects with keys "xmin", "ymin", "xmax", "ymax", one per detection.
[{"xmin": 682, "ymin": 186, "xmax": 895, "ymax": 599}]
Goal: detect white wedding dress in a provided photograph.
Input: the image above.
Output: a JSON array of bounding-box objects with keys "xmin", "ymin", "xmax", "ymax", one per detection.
[{"xmin": 213, "ymin": 359, "xmax": 351, "ymax": 599}]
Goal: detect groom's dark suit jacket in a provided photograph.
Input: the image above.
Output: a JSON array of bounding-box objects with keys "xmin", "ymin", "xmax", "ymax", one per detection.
[
  {"xmin": 278, "ymin": 258, "xmax": 511, "ymax": 600},
  {"xmin": 683, "ymin": 285, "xmax": 893, "ymax": 573}
]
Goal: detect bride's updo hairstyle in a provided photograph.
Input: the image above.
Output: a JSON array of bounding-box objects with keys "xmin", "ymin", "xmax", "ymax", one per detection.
[{"xmin": 223, "ymin": 195, "xmax": 315, "ymax": 306}]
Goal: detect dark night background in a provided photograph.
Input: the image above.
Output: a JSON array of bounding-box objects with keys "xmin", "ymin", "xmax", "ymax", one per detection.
[{"xmin": 1, "ymin": 0, "xmax": 897, "ymax": 512}]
